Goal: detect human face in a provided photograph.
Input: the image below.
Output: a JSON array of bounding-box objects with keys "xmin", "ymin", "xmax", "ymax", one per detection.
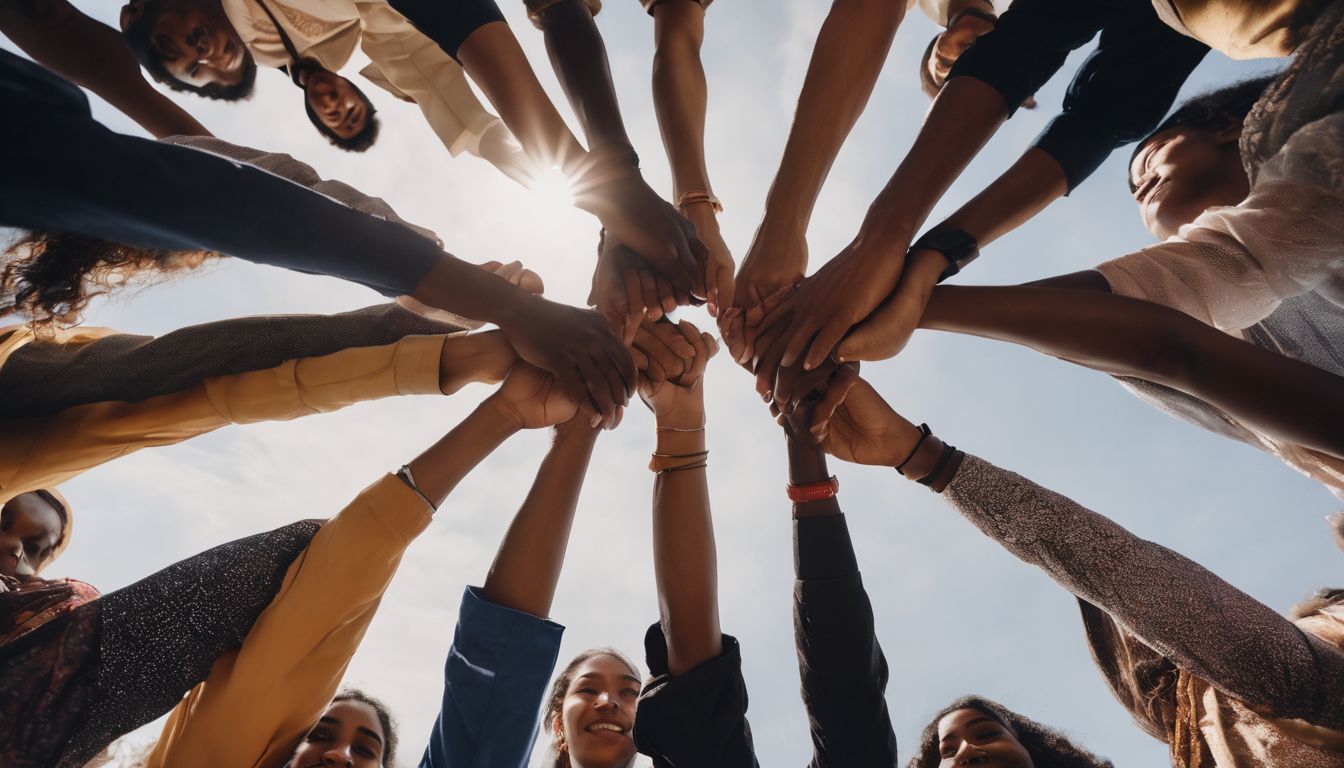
[
  {"xmin": 289, "ymin": 700, "xmax": 386, "ymax": 768},
  {"xmin": 0, "ymin": 493, "xmax": 63, "ymax": 579},
  {"xmin": 555, "ymin": 655, "xmax": 640, "ymax": 768},
  {"xmin": 305, "ymin": 70, "xmax": 370, "ymax": 141},
  {"xmin": 141, "ymin": 0, "xmax": 248, "ymax": 88},
  {"xmin": 1129, "ymin": 126, "xmax": 1248, "ymax": 240},
  {"xmin": 936, "ymin": 708, "xmax": 1034, "ymax": 768}
]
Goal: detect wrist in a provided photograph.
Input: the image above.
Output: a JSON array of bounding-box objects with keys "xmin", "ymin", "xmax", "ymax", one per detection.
[
  {"xmin": 481, "ymin": 391, "xmax": 530, "ymax": 436},
  {"xmin": 654, "ymin": 405, "xmax": 705, "ymax": 432},
  {"xmin": 440, "ymin": 331, "xmax": 517, "ymax": 394}
]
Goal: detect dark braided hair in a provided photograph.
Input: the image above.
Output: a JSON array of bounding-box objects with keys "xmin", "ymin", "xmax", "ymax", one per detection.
[
  {"xmin": 910, "ymin": 696, "xmax": 1114, "ymax": 768},
  {"xmin": 1, "ymin": 231, "xmax": 216, "ymax": 326}
]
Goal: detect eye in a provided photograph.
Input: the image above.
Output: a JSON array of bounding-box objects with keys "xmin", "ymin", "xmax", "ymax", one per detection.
[
  {"xmin": 305, "ymin": 727, "xmax": 333, "ymax": 743},
  {"xmin": 354, "ymin": 744, "xmax": 378, "ymax": 758},
  {"xmin": 577, "ymin": 687, "xmax": 598, "ymax": 695}
]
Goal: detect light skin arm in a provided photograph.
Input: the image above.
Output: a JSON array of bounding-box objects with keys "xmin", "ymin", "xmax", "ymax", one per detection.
[
  {"xmin": 651, "ymin": 0, "xmax": 733, "ymax": 314},
  {"xmin": 917, "ymin": 282, "xmax": 1344, "ymax": 460},
  {"xmin": 644, "ymin": 321, "xmax": 722, "ymax": 675},
  {"xmin": 0, "ymin": 0, "xmax": 210, "ymax": 138},
  {"xmin": 480, "ymin": 417, "xmax": 599, "ymax": 618},
  {"xmin": 731, "ymin": 0, "xmax": 907, "ymax": 317}
]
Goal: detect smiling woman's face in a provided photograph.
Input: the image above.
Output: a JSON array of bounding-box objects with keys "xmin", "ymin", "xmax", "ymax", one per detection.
[
  {"xmin": 556, "ymin": 654, "xmax": 640, "ymax": 768},
  {"xmin": 148, "ymin": 0, "xmax": 248, "ymax": 88},
  {"xmin": 1129, "ymin": 126, "xmax": 1248, "ymax": 240},
  {"xmin": 936, "ymin": 708, "xmax": 1034, "ymax": 768},
  {"xmin": 289, "ymin": 699, "xmax": 386, "ymax": 768}
]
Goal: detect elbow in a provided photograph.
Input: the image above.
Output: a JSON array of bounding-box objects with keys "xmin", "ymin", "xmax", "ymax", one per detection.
[{"xmin": 1131, "ymin": 323, "xmax": 1203, "ymax": 390}]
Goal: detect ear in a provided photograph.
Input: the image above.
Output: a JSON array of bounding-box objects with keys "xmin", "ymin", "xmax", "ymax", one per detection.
[
  {"xmin": 552, "ymin": 714, "xmax": 567, "ymax": 750},
  {"xmin": 1212, "ymin": 126, "xmax": 1243, "ymax": 147},
  {"xmin": 120, "ymin": 0, "xmax": 145, "ymax": 31}
]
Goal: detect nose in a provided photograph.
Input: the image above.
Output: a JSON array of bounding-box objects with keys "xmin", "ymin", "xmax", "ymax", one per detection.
[
  {"xmin": 321, "ymin": 747, "xmax": 354, "ymax": 767},
  {"xmin": 594, "ymin": 692, "xmax": 616, "ymax": 710},
  {"xmin": 953, "ymin": 741, "xmax": 986, "ymax": 765}
]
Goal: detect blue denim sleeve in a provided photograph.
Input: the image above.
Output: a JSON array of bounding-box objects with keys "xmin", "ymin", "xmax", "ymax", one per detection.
[{"xmin": 418, "ymin": 586, "xmax": 565, "ymax": 768}]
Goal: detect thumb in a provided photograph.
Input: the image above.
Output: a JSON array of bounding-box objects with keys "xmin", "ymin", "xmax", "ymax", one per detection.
[{"xmin": 836, "ymin": 293, "xmax": 918, "ymax": 363}]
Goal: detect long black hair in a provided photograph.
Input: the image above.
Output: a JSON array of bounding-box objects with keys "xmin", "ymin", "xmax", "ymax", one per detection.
[{"xmin": 910, "ymin": 696, "xmax": 1114, "ymax": 768}]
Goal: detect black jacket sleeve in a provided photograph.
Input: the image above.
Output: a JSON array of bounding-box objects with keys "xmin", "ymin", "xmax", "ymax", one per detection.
[
  {"xmin": 634, "ymin": 624, "xmax": 760, "ymax": 768},
  {"xmin": 0, "ymin": 51, "xmax": 442, "ymax": 298},
  {"xmin": 794, "ymin": 515, "xmax": 898, "ymax": 768},
  {"xmin": 388, "ymin": 0, "xmax": 507, "ymax": 60}
]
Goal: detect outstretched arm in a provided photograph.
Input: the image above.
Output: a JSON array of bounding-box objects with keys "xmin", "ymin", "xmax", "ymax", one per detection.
[
  {"xmin": 918, "ymin": 283, "xmax": 1344, "ymax": 461},
  {"xmin": 811, "ymin": 371, "xmax": 1344, "ymax": 731},
  {"xmin": 0, "ymin": 0, "xmax": 210, "ymax": 138}
]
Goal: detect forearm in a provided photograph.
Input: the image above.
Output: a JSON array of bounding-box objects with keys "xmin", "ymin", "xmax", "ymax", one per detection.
[
  {"xmin": 921, "ymin": 285, "xmax": 1344, "ymax": 459},
  {"xmin": 653, "ymin": 426, "xmax": 721, "ymax": 674},
  {"xmin": 941, "ymin": 454, "xmax": 1344, "ymax": 727},
  {"xmin": 857, "ymin": 77, "xmax": 1008, "ymax": 247},
  {"xmin": 761, "ymin": 0, "xmax": 906, "ymax": 228},
  {"xmin": 0, "ymin": 3, "xmax": 210, "ymax": 138},
  {"xmin": 787, "ymin": 435, "xmax": 841, "ymax": 519},
  {"xmin": 651, "ymin": 0, "xmax": 711, "ymax": 199},
  {"xmin": 933, "ymin": 148, "xmax": 1067, "ymax": 248},
  {"xmin": 481, "ymin": 423, "xmax": 599, "ymax": 618},
  {"xmin": 457, "ymin": 21, "xmax": 588, "ymax": 170},
  {"xmin": 535, "ymin": 1, "xmax": 631, "ymax": 150},
  {"xmin": 406, "ymin": 401, "xmax": 520, "ymax": 507}
]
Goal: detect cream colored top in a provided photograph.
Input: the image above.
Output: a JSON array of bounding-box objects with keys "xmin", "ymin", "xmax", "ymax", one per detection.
[
  {"xmin": 220, "ymin": 0, "xmax": 500, "ymax": 155},
  {"xmin": 1150, "ymin": 0, "xmax": 1313, "ymax": 58}
]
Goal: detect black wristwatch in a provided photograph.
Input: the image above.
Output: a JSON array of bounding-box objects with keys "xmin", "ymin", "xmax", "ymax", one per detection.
[{"xmin": 911, "ymin": 228, "xmax": 979, "ymax": 283}]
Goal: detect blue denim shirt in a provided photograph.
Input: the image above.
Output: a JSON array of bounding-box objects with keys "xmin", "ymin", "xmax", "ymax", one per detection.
[{"xmin": 419, "ymin": 586, "xmax": 565, "ymax": 768}]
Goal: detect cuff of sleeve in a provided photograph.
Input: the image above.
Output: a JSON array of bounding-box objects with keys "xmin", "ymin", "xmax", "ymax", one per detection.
[
  {"xmin": 1092, "ymin": 258, "xmax": 1146, "ymax": 300},
  {"xmin": 360, "ymin": 474, "xmax": 437, "ymax": 544},
  {"xmin": 393, "ymin": 335, "xmax": 447, "ymax": 396},
  {"xmin": 459, "ymin": 584, "xmax": 566, "ymax": 639},
  {"xmin": 793, "ymin": 515, "xmax": 860, "ymax": 581},
  {"xmin": 1033, "ymin": 117, "xmax": 1111, "ymax": 193},
  {"xmin": 388, "ymin": 0, "xmax": 505, "ymax": 60},
  {"xmin": 527, "ymin": 0, "xmax": 602, "ymax": 27}
]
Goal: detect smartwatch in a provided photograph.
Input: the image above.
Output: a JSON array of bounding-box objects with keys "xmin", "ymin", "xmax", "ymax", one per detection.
[{"xmin": 912, "ymin": 228, "xmax": 979, "ymax": 283}]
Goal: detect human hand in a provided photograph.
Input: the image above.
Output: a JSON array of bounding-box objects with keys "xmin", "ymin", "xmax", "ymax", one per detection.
[
  {"xmin": 752, "ymin": 237, "xmax": 908, "ymax": 395},
  {"xmin": 496, "ymin": 295, "xmax": 635, "ymax": 427},
  {"xmin": 397, "ymin": 259, "xmax": 544, "ymax": 328},
  {"xmin": 804, "ymin": 367, "xmax": 922, "ymax": 467},
  {"xmin": 638, "ymin": 320, "xmax": 718, "ymax": 428},
  {"xmin": 589, "ymin": 232, "xmax": 688, "ymax": 342},
  {"xmin": 834, "ymin": 247, "xmax": 946, "ymax": 362},
  {"xmin": 489, "ymin": 362, "xmax": 580, "ymax": 429},
  {"xmin": 721, "ymin": 217, "xmax": 807, "ymax": 364},
  {"xmin": 573, "ymin": 161, "xmax": 708, "ymax": 299},
  {"xmin": 682, "ymin": 203, "xmax": 735, "ymax": 317},
  {"xmin": 439, "ymin": 330, "xmax": 518, "ymax": 395},
  {"xmin": 630, "ymin": 317, "xmax": 696, "ymax": 387}
]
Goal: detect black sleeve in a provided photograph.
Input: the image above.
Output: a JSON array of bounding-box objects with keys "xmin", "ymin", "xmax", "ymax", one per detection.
[
  {"xmin": 0, "ymin": 52, "xmax": 441, "ymax": 299},
  {"xmin": 948, "ymin": 0, "xmax": 1112, "ymax": 116},
  {"xmin": 794, "ymin": 515, "xmax": 898, "ymax": 768},
  {"xmin": 388, "ymin": 0, "xmax": 507, "ymax": 60},
  {"xmin": 1033, "ymin": 8, "xmax": 1209, "ymax": 190},
  {"xmin": 633, "ymin": 624, "xmax": 760, "ymax": 768}
]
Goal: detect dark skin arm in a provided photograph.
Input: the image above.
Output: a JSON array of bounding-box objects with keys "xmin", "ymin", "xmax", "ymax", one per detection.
[
  {"xmin": 918, "ymin": 280, "xmax": 1344, "ymax": 461},
  {"xmin": 534, "ymin": 0, "xmax": 629, "ymax": 151},
  {"xmin": 0, "ymin": 0, "xmax": 210, "ymax": 138}
]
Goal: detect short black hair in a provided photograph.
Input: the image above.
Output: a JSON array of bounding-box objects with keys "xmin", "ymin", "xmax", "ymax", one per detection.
[
  {"xmin": 1128, "ymin": 75, "xmax": 1277, "ymax": 191},
  {"xmin": 911, "ymin": 695, "xmax": 1115, "ymax": 768},
  {"xmin": 121, "ymin": 0, "xmax": 257, "ymax": 102},
  {"xmin": 303, "ymin": 79, "xmax": 380, "ymax": 152}
]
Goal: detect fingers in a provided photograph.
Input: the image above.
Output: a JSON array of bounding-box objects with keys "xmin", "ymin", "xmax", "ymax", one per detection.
[
  {"xmin": 685, "ymin": 230, "xmax": 711, "ymax": 298},
  {"xmin": 632, "ymin": 320, "xmax": 691, "ymax": 384},
  {"xmin": 676, "ymin": 320, "xmax": 712, "ymax": 386},
  {"xmin": 494, "ymin": 260, "xmax": 524, "ymax": 283},
  {"xmin": 809, "ymin": 366, "xmax": 860, "ymax": 441},
  {"xmin": 753, "ymin": 331, "xmax": 789, "ymax": 402},
  {"xmin": 835, "ymin": 279, "xmax": 925, "ymax": 363},
  {"xmin": 577, "ymin": 357, "xmax": 619, "ymax": 425},
  {"xmin": 707, "ymin": 253, "xmax": 736, "ymax": 318},
  {"xmin": 638, "ymin": 268, "xmax": 662, "ymax": 320},
  {"xmin": 518, "ymin": 267, "xmax": 545, "ymax": 295},
  {"xmin": 620, "ymin": 267, "xmax": 643, "ymax": 343},
  {"xmin": 655, "ymin": 274, "xmax": 679, "ymax": 316},
  {"xmin": 801, "ymin": 318, "xmax": 849, "ymax": 371}
]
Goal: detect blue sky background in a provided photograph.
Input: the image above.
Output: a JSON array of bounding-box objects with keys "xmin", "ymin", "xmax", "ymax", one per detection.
[{"xmin": 3, "ymin": 2, "xmax": 1337, "ymax": 765}]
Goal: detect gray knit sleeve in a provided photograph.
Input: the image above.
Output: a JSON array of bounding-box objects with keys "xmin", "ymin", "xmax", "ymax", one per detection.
[{"xmin": 943, "ymin": 454, "xmax": 1344, "ymax": 730}]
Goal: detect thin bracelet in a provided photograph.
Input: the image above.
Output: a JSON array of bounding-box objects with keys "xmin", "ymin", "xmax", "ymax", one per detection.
[
  {"xmin": 894, "ymin": 423, "xmax": 933, "ymax": 476},
  {"xmin": 656, "ymin": 425, "xmax": 706, "ymax": 432},
  {"xmin": 396, "ymin": 464, "xmax": 437, "ymax": 511},
  {"xmin": 657, "ymin": 462, "xmax": 707, "ymax": 475},
  {"xmin": 676, "ymin": 190, "xmax": 723, "ymax": 213},
  {"xmin": 652, "ymin": 450, "xmax": 710, "ymax": 459}
]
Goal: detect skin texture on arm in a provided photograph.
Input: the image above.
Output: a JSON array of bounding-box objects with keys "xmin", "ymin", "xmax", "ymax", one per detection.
[
  {"xmin": 643, "ymin": 321, "xmax": 722, "ymax": 675},
  {"xmin": 918, "ymin": 283, "xmax": 1344, "ymax": 461},
  {"xmin": 732, "ymin": 0, "xmax": 907, "ymax": 317},
  {"xmin": 650, "ymin": 0, "xmax": 734, "ymax": 314},
  {"xmin": 0, "ymin": 0, "xmax": 209, "ymax": 138},
  {"xmin": 533, "ymin": 0, "xmax": 629, "ymax": 150},
  {"xmin": 480, "ymin": 417, "xmax": 600, "ymax": 619}
]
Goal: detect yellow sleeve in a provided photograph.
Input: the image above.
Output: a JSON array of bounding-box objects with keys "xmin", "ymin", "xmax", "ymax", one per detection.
[
  {"xmin": 145, "ymin": 475, "xmax": 433, "ymax": 768},
  {"xmin": 354, "ymin": 1, "xmax": 499, "ymax": 156},
  {"xmin": 0, "ymin": 335, "xmax": 445, "ymax": 503}
]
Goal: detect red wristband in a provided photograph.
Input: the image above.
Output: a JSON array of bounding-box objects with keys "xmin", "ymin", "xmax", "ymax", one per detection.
[{"xmin": 787, "ymin": 476, "xmax": 839, "ymax": 503}]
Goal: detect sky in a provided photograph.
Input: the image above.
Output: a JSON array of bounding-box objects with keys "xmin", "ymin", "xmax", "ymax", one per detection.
[{"xmin": 2, "ymin": 2, "xmax": 1337, "ymax": 766}]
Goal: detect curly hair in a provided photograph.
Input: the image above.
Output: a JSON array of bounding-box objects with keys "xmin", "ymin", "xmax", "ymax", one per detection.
[
  {"xmin": 1128, "ymin": 75, "xmax": 1278, "ymax": 191},
  {"xmin": 910, "ymin": 696, "xmax": 1114, "ymax": 768},
  {"xmin": 121, "ymin": 0, "xmax": 258, "ymax": 101},
  {"xmin": 302, "ymin": 75, "xmax": 382, "ymax": 152},
  {"xmin": 540, "ymin": 647, "xmax": 642, "ymax": 768},
  {"xmin": 1, "ymin": 231, "xmax": 216, "ymax": 326}
]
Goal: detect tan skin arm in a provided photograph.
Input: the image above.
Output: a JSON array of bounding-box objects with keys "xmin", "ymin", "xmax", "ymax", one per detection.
[
  {"xmin": 0, "ymin": 0, "xmax": 210, "ymax": 138},
  {"xmin": 919, "ymin": 281, "xmax": 1344, "ymax": 461}
]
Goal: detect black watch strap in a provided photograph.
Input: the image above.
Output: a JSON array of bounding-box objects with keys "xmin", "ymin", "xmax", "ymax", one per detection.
[{"xmin": 912, "ymin": 228, "xmax": 979, "ymax": 283}]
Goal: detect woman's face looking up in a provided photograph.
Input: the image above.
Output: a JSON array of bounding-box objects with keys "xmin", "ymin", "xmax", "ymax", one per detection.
[
  {"xmin": 289, "ymin": 699, "xmax": 386, "ymax": 768},
  {"xmin": 936, "ymin": 708, "xmax": 1034, "ymax": 768},
  {"xmin": 0, "ymin": 493, "xmax": 63, "ymax": 579},
  {"xmin": 1130, "ymin": 126, "xmax": 1249, "ymax": 240},
  {"xmin": 556, "ymin": 654, "xmax": 640, "ymax": 768}
]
